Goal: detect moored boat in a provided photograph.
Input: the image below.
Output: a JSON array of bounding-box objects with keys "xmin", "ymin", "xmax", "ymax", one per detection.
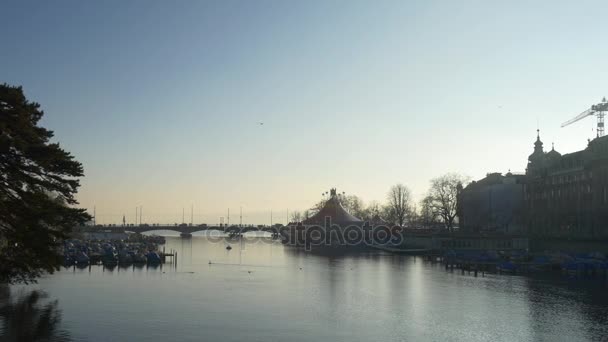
[
  {"xmin": 146, "ymin": 251, "xmax": 161, "ymax": 264},
  {"xmin": 497, "ymin": 261, "xmax": 517, "ymax": 273},
  {"xmin": 75, "ymin": 251, "xmax": 90, "ymax": 265}
]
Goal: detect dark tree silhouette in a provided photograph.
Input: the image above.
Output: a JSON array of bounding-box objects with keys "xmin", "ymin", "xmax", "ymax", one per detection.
[
  {"xmin": 419, "ymin": 195, "xmax": 440, "ymax": 228},
  {"xmin": 426, "ymin": 173, "xmax": 469, "ymax": 232},
  {"xmin": 385, "ymin": 184, "xmax": 412, "ymax": 227},
  {"xmin": 340, "ymin": 194, "xmax": 366, "ymax": 219},
  {"xmin": 0, "ymin": 83, "xmax": 90, "ymax": 284}
]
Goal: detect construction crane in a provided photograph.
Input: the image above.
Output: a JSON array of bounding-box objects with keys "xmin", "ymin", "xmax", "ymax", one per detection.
[{"xmin": 561, "ymin": 97, "xmax": 607, "ymax": 137}]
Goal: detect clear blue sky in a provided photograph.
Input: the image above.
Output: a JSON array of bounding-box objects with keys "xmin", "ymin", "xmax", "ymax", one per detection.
[{"xmin": 2, "ymin": 0, "xmax": 608, "ymax": 224}]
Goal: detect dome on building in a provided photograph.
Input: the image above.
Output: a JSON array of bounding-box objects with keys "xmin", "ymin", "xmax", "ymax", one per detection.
[
  {"xmin": 528, "ymin": 130, "xmax": 545, "ymax": 162},
  {"xmin": 546, "ymin": 143, "xmax": 562, "ymax": 161},
  {"xmin": 302, "ymin": 188, "xmax": 363, "ymax": 227},
  {"xmin": 527, "ymin": 130, "xmax": 549, "ymax": 173}
]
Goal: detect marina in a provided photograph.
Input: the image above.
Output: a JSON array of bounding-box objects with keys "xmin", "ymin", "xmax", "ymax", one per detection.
[{"xmin": 62, "ymin": 234, "xmax": 176, "ymax": 268}]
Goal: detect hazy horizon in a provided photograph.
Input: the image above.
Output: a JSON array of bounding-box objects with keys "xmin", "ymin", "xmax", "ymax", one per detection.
[{"xmin": 2, "ymin": 0, "xmax": 608, "ymax": 224}]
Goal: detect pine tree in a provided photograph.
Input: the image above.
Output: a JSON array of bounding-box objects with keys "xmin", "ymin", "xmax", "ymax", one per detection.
[{"xmin": 0, "ymin": 83, "xmax": 90, "ymax": 284}]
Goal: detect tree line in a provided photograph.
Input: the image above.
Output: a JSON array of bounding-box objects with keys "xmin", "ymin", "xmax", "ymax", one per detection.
[{"xmin": 290, "ymin": 173, "xmax": 469, "ymax": 231}]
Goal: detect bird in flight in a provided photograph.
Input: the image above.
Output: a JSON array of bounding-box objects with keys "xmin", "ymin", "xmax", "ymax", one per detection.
[{"xmin": 257, "ymin": 122, "xmax": 264, "ymax": 125}]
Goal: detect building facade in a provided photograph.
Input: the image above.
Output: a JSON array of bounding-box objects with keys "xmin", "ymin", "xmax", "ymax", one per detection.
[
  {"xmin": 459, "ymin": 172, "xmax": 526, "ymax": 233},
  {"xmin": 525, "ymin": 132, "xmax": 608, "ymax": 238},
  {"xmin": 459, "ymin": 131, "xmax": 608, "ymax": 238}
]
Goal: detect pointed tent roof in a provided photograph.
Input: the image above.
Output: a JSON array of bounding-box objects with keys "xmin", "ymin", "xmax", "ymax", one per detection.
[{"xmin": 302, "ymin": 188, "xmax": 363, "ymax": 226}]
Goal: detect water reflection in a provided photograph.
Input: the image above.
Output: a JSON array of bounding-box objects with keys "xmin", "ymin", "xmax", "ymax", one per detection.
[
  {"xmin": 523, "ymin": 274, "xmax": 608, "ymax": 342},
  {"xmin": 0, "ymin": 286, "xmax": 71, "ymax": 342},
  {"xmin": 5, "ymin": 237, "xmax": 608, "ymax": 342}
]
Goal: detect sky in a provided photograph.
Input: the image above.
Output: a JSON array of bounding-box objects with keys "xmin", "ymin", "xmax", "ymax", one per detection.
[{"xmin": 2, "ymin": 0, "xmax": 608, "ymax": 225}]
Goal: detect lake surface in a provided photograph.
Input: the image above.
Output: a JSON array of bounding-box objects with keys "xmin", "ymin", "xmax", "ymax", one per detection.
[{"xmin": 5, "ymin": 233, "xmax": 608, "ymax": 342}]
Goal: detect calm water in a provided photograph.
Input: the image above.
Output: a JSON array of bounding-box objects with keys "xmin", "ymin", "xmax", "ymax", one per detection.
[{"xmin": 5, "ymin": 233, "xmax": 608, "ymax": 342}]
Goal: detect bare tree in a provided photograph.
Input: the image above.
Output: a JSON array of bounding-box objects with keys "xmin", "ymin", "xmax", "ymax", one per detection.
[
  {"xmin": 408, "ymin": 203, "xmax": 419, "ymax": 228},
  {"xmin": 290, "ymin": 211, "xmax": 302, "ymax": 223},
  {"xmin": 427, "ymin": 173, "xmax": 469, "ymax": 232},
  {"xmin": 361, "ymin": 200, "xmax": 383, "ymax": 221},
  {"xmin": 368, "ymin": 201, "xmax": 382, "ymax": 216},
  {"xmin": 385, "ymin": 184, "xmax": 412, "ymax": 227},
  {"xmin": 420, "ymin": 195, "xmax": 439, "ymax": 228},
  {"xmin": 340, "ymin": 194, "xmax": 366, "ymax": 219}
]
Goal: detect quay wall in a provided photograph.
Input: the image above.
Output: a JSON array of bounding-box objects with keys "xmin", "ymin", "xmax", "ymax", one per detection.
[{"xmin": 530, "ymin": 238, "xmax": 608, "ymax": 254}]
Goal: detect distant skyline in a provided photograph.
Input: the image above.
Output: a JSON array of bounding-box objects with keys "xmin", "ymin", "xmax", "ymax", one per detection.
[{"xmin": 2, "ymin": 1, "xmax": 608, "ymax": 224}]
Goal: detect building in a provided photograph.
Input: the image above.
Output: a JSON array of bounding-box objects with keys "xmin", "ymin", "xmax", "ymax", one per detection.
[
  {"xmin": 282, "ymin": 188, "xmax": 365, "ymax": 248},
  {"xmin": 301, "ymin": 188, "xmax": 363, "ymax": 227},
  {"xmin": 460, "ymin": 130, "xmax": 608, "ymax": 239},
  {"xmin": 459, "ymin": 172, "xmax": 526, "ymax": 233},
  {"xmin": 525, "ymin": 131, "xmax": 608, "ymax": 238}
]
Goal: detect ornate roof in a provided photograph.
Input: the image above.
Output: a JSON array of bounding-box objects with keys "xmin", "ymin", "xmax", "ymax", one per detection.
[
  {"xmin": 546, "ymin": 143, "xmax": 561, "ymax": 160},
  {"xmin": 302, "ymin": 188, "xmax": 363, "ymax": 226},
  {"xmin": 528, "ymin": 129, "xmax": 545, "ymax": 162}
]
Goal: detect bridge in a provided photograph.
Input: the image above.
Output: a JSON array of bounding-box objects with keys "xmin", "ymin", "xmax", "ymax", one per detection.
[{"xmin": 75, "ymin": 224, "xmax": 282, "ymax": 235}]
